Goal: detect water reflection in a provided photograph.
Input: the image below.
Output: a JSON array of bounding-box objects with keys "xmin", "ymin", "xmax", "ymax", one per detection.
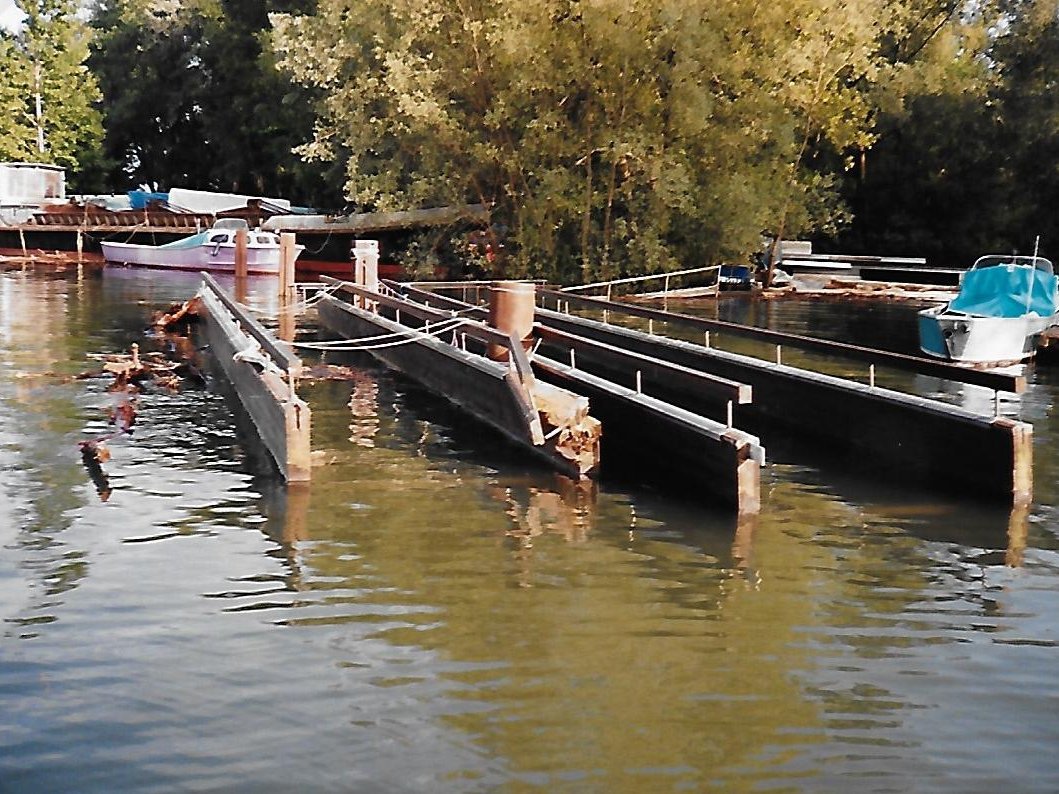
[{"xmin": 5, "ymin": 272, "xmax": 1059, "ymax": 791}]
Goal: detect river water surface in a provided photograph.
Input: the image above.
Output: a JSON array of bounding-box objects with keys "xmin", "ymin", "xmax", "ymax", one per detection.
[{"xmin": 1, "ymin": 269, "xmax": 1058, "ymax": 792}]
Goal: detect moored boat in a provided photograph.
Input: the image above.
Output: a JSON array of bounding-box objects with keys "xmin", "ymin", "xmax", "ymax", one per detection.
[
  {"xmin": 918, "ymin": 254, "xmax": 1059, "ymax": 365},
  {"xmin": 100, "ymin": 219, "xmax": 302, "ymax": 275}
]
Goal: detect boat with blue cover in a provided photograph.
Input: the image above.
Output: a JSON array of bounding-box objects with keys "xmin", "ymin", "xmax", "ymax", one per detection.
[
  {"xmin": 100, "ymin": 218, "xmax": 302, "ymax": 275},
  {"xmin": 918, "ymin": 254, "xmax": 1059, "ymax": 365}
]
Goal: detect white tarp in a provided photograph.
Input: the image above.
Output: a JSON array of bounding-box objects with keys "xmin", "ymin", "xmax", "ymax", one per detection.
[{"xmin": 167, "ymin": 187, "xmax": 291, "ymax": 214}]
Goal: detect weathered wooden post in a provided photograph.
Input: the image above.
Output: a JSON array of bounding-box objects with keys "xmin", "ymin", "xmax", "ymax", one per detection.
[
  {"xmin": 487, "ymin": 281, "xmax": 535, "ymax": 361},
  {"xmin": 234, "ymin": 227, "xmax": 248, "ymax": 302},
  {"xmin": 278, "ymin": 233, "xmax": 298, "ymax": 342},
  {"xmin": 352, "ymin": 239, "xmax": 379, "ymax": 309}
]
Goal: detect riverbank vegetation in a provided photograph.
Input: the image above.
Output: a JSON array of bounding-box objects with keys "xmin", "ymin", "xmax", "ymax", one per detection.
[{"xmin": 1, "ymin": 0, "xmax": 1057, "ymax": 280}]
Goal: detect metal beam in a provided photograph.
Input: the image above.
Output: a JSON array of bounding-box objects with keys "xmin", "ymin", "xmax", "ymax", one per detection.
[
  {"xmin": 533, "ymin": 354, "xmax": 762, "ymax": 513},
  {"xmin": 536, "ymin": 309, "xmax": 1033, "ymax": 505},
  {"xmin": 538, "ymin": 288, "xmax": 1025, "ymax": 394}
]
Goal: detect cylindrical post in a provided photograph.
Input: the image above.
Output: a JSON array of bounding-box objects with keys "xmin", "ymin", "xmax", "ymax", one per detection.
[
  {"xmin": 280, "ymin": 233, "xmax": 297, "ymax": 301},
  {"xmin": 704, "ymin": 331, "xmax": 711, "ymax": 348},
  {"xmin": 869, "ymin": 364, "xmax": 875, "ymax": 388},
  {"xmin": 775, "ymin": 345, "xmax": 782, "ymax": 365},
  {"xmin": 353, "ymin": 239, "xmax": 380, "ymax": 309},
  {"xmin": 487, "ymin": 281, "xmax": 535, "ymax": 361},
  {"xmin": 76, "ymin": 228, "xmax": 83, "ymax": 261},
  {"xmin": 648, "ymin": 318, "xmax": 654, "ymax": 335},
  {"xmin": 570, "ymin": 348, "xmax": 576, "ymax": 369},
  {"xmin": 635, "ymin": 370, "xmax": 642, "ymax": 393}
]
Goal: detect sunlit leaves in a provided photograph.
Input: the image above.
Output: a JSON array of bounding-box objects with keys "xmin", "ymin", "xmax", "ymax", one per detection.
[{"xmin": 273, "ymin": 0, "xmax": 958, "ymax": 281}]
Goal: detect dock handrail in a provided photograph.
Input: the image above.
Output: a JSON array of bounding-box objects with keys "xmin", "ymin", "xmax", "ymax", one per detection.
[
  {"xmin": 385, "ymin": 280, "xmax": 752, "ymax": 405},
  {"xmin": 557, "ymin": 265, "xmax": 721, "ymax": 298},
  {"xmin": 539, "ymin": 288, "xmax": 1026, "ymax": 394},
  {"xmin": 321, "ymin": 277, "xmax": 537, "ymax": 386},
  {"xmin": 200, "ymin": 272, "xmax": 301, "ymax": 375}
]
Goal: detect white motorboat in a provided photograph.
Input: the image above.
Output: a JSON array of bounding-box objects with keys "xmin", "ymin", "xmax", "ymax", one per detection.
[
  {"xmin": 100, "ymin": 218, "xmax": 302, "ymax": 275},
  {"xmin": 918, "ymin": 254, "xmax": 1059, "ymax": 365}
]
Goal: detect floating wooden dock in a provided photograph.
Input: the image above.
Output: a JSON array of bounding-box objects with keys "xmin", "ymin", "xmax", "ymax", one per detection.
[
  {"xmin": 197, "ymin": 273, "xmax": 311, "ymax": 482},
  {"xmin": 316, "ymin": 281, "xmax": 602, "ymax": 479},
  {"xmin": 316, "ymin": 277, "xmax": 764, "ymax": 512},
  {"xmin": 395, "ymin": 281, "xmax": 1033, "ymax": 505}
]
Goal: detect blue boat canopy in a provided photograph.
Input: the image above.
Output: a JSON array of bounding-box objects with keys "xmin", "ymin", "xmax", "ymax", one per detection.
[{"xmin": 949, "ymin": 262, "xmax": 1059, "ymax": 319}]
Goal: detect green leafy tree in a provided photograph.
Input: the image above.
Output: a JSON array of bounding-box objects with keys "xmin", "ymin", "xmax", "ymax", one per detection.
[
  {"xmin": 0, "ymin": 0, "xmax": 104, "ymax": 189},
  {"xmin": 88, "ymin": 0, "xmax": 214, "ymax": 190},
  {"xmin": 273, "ymin": 0, "xmax": 945, "ymax": 282}
]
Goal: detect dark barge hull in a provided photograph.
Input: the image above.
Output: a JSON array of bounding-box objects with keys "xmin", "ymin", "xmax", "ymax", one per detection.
[{"xmin": 316, "ymin": 294, "xmax": 589, "ymax": 479}]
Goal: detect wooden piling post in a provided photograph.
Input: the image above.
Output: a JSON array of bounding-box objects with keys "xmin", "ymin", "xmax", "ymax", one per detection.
[
  {"xmin": 234, "ymin": 227, "xmax": 248, "ymax": 302},
  {"xmin": 278, "ymin": 233, "xmax": 298, "ymax": 342},
  {"xmin": 352, "ymin": 239, "xmax": 380, "ymax": 309},
  {"xmin": 488, "ymin": 281, "xmax": 536, "ymax": 362}
]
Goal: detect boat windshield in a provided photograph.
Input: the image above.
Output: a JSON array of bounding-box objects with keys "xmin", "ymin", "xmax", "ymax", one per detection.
[
  {"xmin": 972, "ymin": 254, "xmax": 1054, "ymax": 273},
  {"xmin": 213, "ymin": 218, "xmax": 250, "ymax": 232}
]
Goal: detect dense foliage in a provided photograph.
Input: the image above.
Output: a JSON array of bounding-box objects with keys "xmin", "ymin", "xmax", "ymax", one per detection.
[
  {"xmin": 272, "ymin": 0, "xmax": 903, "ymax": 282},
  {"xmin": 87, "ymin": 0, "xmax": 341, "ymax": 204},
  {"xmin": 2, "ymin": 0, "xmax": 1059, "ymax": 275}
]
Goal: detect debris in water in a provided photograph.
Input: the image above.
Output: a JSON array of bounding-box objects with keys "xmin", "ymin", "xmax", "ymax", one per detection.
[
  {"xmin": 78, "ymin": 439, "xmax": 113, "ymax": 502},
  {"xmin": 151, "ymin": 297, "xmax": 203, "ymax": 330}
]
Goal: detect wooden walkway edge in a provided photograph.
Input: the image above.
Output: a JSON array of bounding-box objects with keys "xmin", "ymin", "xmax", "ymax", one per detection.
[{"xmin": 197, "ymin": 274, "xmax": 311, "ymax": 482}]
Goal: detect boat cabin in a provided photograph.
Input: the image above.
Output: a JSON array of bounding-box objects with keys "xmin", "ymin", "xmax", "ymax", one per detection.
[{"xmin": 207, "ymin": 218, "xmax": 278, "ymax": 247}]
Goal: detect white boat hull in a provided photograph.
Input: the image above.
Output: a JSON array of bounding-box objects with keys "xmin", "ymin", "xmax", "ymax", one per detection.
[
  {"xmin": 100, "ymin": 239, "xmax": 297, "ymax": 275},
  {"xmin": 918, "ymin": 306, "xmax": 1051, "ymax": 365}
]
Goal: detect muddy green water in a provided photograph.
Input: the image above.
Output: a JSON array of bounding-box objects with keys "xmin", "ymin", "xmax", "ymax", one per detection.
[{"xmin": 2, "ymin": 269, "xmax": 1058, "ymax": 792}]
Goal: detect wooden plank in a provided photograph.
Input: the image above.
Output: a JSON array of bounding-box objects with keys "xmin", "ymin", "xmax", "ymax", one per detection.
[
  {"xmin": 539, "ymin": 288, "xmax": 1025, "ymax": 394},
  {"xmin": 201, "ymin": 272, "xmax": 301, "ymax": 374},
  {"xmin": 263, "ymin": 204, "xmax": 489, "ymax": 234},
  {"xmin": 316, "ymin": 294, "xmax": 601, "ymax": 478},
  {"xmin": 535, "ymin": 324, "xmax": 751, "ymax": 405}
]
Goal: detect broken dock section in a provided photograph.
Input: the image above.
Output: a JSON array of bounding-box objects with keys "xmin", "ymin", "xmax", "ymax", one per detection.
[
  {"xmin": 400, "ymin": 281, "xmax": 1033, "ymax": 506},
  {"xmin": 197, "ymin": 273, "xmax": 311, "ymax": 482},
  {"xmin": 315, "ymin": 267, "xmax": 763, "ymax": 512}
]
